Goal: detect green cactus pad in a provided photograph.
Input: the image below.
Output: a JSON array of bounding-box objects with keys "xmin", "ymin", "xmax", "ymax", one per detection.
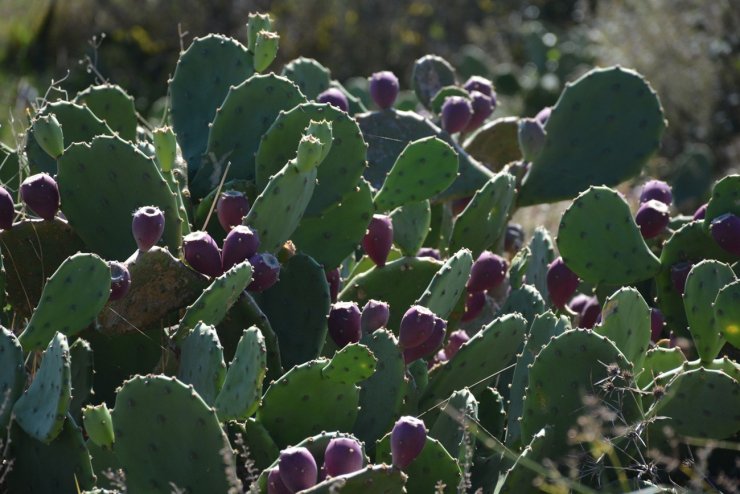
[
  {"xmin": 557, "ymin": 186, "xmax": 660, "ymax": 285},
  {"xmin": 98, "ymin": 246, "xmax": 208, "ymax": 334},
  {"xmin": 416, "ymin": 248, "xmax": 473, "ymax": 320},
  {"xmin": 498, "ymin": 285, "xmax": 546, "ymax": 329},
  {"xmin": 13, "ymin": 333, "xmax": 71, "ymax": 443},
  {"xmin": 175, "ymin": 261, "xmax": 253, "ymax": 340},
  {"xmin": 169, "ymin": 34, "xmax": 254, "ymax": 175},
  {"xmin": 6, "ymin": 414, "xmax": 95, "ymax": 493},
  {"xmin": 82, "ymin": 403, "xmax": 115, "ymax": 448},
  {"xmin": 494, "ymin": 427, "xmax": 554, "ymax": 494},
  {"xmin": 301, "ymin": 464, "xmax": 407, "ymax": 493},
  {"xmin": 430, "ymin": 85, "xmax": 470, "ymax": 115},
  {"xmin": 376, "ymin": 433, "xmax": 461, "ymax": 493},
  {"xmin": 69, "ymin": 338, "xmax": 94, "ymax": 417},
  {"xmin": 340, "ymin": 256, "xmax": 442, "ymax": 331},
  {"xmin": 323, "ymin": 342, "xmax": 376, "ymax": 383},
  {"xmin": 177, "ymin": 322, "xmax": 226, "ymax": 404},
  {"xmin": 703, "ymin": 174, "xmax": 740, "ymax": 229},
  {"xmin": 255, "ymin": 253, "xmax": 330, "ymax": 369},
  {"xmin": 191, "ymin": 73, "xmax": 307, "ymax": 199},
  {"xmin": 478, "ymin": 387, "xmax": 506, "ymax": 443},
  {"xmin": 390, "ymin": 200, "xmax": 431, "ymax": 256},
  {"xmin": 412, "ymin": 54, "xmax": 457, "ymax": 109},
  {"xmin": 518, "ymin": 66, "xmax": 666, "ymax": 205},
  {"xmin": 523, "ymin": 227, "xmax": 555, "ymax": 300},
  {"xmin": 0, "ymin": 327, "xmax": 25, "ymax": 428},
  {"xmin": 463, "ymin": 117, "xmax": 522, "ymax": 172},
  {"xmin": 649, "ymin": 367, "xmax": 740, "ymax": 439},
  {"xmin": 655, "ymin": 221, "xmax": 736, "ymax": 335},
  {"xmin": 87, "ymin": 438, "xmax": 122, "ymax": 491},
  {"xmin": 449, "ymin": 171, "xmax": 517, "ymax": 256},
  {"xmin": 291, "ymin": 177, "xmax": 374, "ymax": 268},
  {"xmin": 112, "ymin": 375, "xmax": 241, "ymax": 492},
  {"xmin": 226, "ymin": 418, "xmax": 279, "ymax": 471},
  {"xmin": 0, "ymin": 218, "xmax": 85, "ymax": 318},
  {"xmin": 509, "ymin": 246, "xmax": 531, "ymax": 290},
  {"xmin": 507, "ymin": 311, "xmax": 569, "ymax": 449},
  {"xmin": 421, "ymin": 313, "xmax": 527, "ymax": 410},
  {"xmin": 374, "ymin": 136, "xmax": 458, "ymax": 211},
  {"xmin": 430, "ymin": 388, "xmax": 479, "ymax": 460},
  {"xmin": 683, "ymin": 260, "xmax": 736, "ymax": 361},
  {"xmin": 58, "ymin": 135, "xmax": 182, "ymax": 260},
  {"xmin": 594, "ymin": 287, "xmax": 651, "ymax": 368},
  {"xmin": 354, "ymin": 330, "xmax": 406, "ymax": 447},
  {"xmin": 75, "ymin": 83, "xmax": 137, "ymax": 141},
  {"xmin": 25, "ymin": 101, "xmax": 111, "ymax": 175},
  {"xmin": 215, "ymin": 327, "xmax": 267, "ymax": 421},
  {"xmin": 636, "ymin": 346, "xmax": 686, "ymax": 391},
  {"xmin": 19, "ymin": 253, "xmax": 110, "ymax": 351},
  {"xmin": 714, "ymin": 279, "xmax": 740, "ymax": 348},
  {"xmin": 520, "ymin": 329, "xmax": 637, "ymax": 456},
  {"xmin": 281, "ymin": 57, "xmax": 331, "ymax": 99}
]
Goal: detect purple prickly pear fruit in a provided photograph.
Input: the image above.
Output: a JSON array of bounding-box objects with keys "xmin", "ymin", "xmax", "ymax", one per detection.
[
  {"xmin": 328, "ymin": 302, "xmax": 362, "ymax": 348},
  {"xmin": 108, "ymin": 261, "xmax": 131, "ymax": 302},
  {"xmin": 709, "ymin": 213, "xmax": 740, "ymax": 256},
  {"xmin": 568, "ymin": 293, "xmax": 591, "ymax": 314},
  {"xmin": 444, "ymin": 329, "xmax": 470, "ymax": 359},
  {"xmin": 639, "ymin": 180, "xmax": 672, "ymax": 206},
  {"xmin": 579, "ymin": 296, "xmax": 601, "ymax": 329},
  {"xmin": 325, "ymin": 268, "xmax": 341, "ymax": 302},
  {"xmin": 222, "ymin": 225, "xmax": 261, "ymax": 271},
  {"xmin": 0, "ymin": 186, "xmax": 14, "ymax": 229},
  {"xmin": 441, "ymin": 96, "xmax": 472, "ymax": 134},
  {"xmin": 183, "ymin": 231, "xmax": 223, "ymax": 277},
  {"xmin": 362, "ymin": 214, "xmax": 393, "ymax": 268},
  {"xmin": 430, "ymin": 349, "xmax": 448, "ymax": 369},
  {"xmin": 504, "ymin": 223, "xmax": 524, "ymax": 254},
  {"xmin": 361, "ymin": 299, "xmax": 390, "ymax": 333},
  {"xmin": 369, "ymin": 71, "xmax": 399, "ymax": 110},
  {"xmin": 463, "ymin": 91, "xmax": 494, "ymax": 132},
  {"xmin": 635, "ymin": 199, "xmax": 670, "ymax": 239},
  {"xmin": 390, "ymin": 416, "xmax": 427, "ymax": 469},
  {"xmin": 20, "ymin": 173, "xmax": 59, "ymax": 221},
  {"xmin": 398, "ymin": 305, "xmax": 436, "ymax": 349},
  {"xmin": 547, "ymin": 257, "xmax": 579, "ymax": 308},
  {"xmin": 451, "ymin": 196, "xmax": 472, "ymax": 216},
  {"xmin": 460, "ymin": 291, "xmax": 486, "ymax": 322},
  {"xmin": 463, "ymin": 75, "xmax": 493, "ymax": 98},
  {"xmin": 278, "ymin": 446, "xmax": 318, "ymax": 492},
  {"xmin": 535, "ymin": 106, "xmax": 551, "ymax": 126},
  {"xmin": 131, "ymin": 206, "xmax": 165, "ymax": 252},
  {"xmin": 517, "ymin": 118, "xmax": 546, "ymax": 162},
  {"xmin": 467, "ymin": 251, "xmax": 507, "ymax": 293},
  {"xmin": 416, "ymin": 247, "xmax": 441, "ymax": 260},
  {"xmin": 403, "ymin": 316, "xmax": 446, "ymax": 363},
  {"xmin": 650, "ymin": 308, "xmax": 665, "ymax": 342},
  {"xmin": 267, "ymin": 468, "xmax": 291, "ymax": 494},
  {"xmin": 670, "ymin": 261, "xmax": 693, "ymax": 296},
  {"xmin": 692, "ymin": 203, "xmax": 708, "ymax": 220},
  {"xmin": 317, "ymin": 88, "xmax": 349, "ymax": 113},
  {"xmin": 323, "ymin": 437, "xmax": 364, "ymax": 477},
  {"xmin": 247, "ymin": 252, "xmax": 280, "ymax": 292},
  {"xmin": 216, "ymin": 190, "xmax": 250, "ymax": 232}
]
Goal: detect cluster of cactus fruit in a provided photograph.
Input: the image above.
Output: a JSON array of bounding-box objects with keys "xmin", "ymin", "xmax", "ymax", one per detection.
[{"xmin": 0, "ymin": 10, "xmax": 739, "ymax": 494}]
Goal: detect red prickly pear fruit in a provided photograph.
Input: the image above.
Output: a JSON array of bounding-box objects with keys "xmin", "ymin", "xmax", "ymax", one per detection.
[
  {"xmin": 328, "ymin": 301, "xmax": 362, "ymax": 348},
  {"xmin": 579, "ymin": 296, "xmax": 601, "ymax": 329},
  {"xmin": 430, "ymin": 349, "xmax": 448, "ymax": 369},
  {"xmin": 390, "ymin": 416, "xmax": 427, "ymax": 469},
  {"xmin": 0, "ymin": 186, "xmax": 14, "ymax": 229},
  {"xmin": 362, "ymin": 214, "xmax": 393, "ymax": 268},
  {"xmin": 325, "ymin": 267, "xmax": 341, "ymax": 302},
  {"xmin": 460, "ymin": 291, "xmax": 486, "ymax": 322},
  {"xmin": 398, "ymin": 305, "xmax": 436, "ymax": 349},
  {"xmin": 131, "ymin": 206, "xmax": 165, "ymax": 252},
  {"xmin": 547, "ymin": 257, "xmax": 579, "ymax": 308},
  {"xmin": 441, "ymin": 96, "xmax": 472, "ymax": 134},
  {"xmin": 709, "ymin": 213, "xmax": 740, "ymax": 257},
  {"xmin": 504, "ymin": 223, "xmax": 524, "ymax": 254},
  {"xmin": 267, "ymin": 467, "xmax": 291, "ymax": 494},
  {"xmin": 650, "ymin": 308, "xmax": 665, "ymax": 342},
  {"xmin": 20, "ymin": 173, "xmax": 59, "ymax": 221},
  {"xmin": 216, "ymin": 190, "xmax": 250, "ymax": 232},
  {"xmin": 463, "ymin": 91, "xmax": 494, "ymax": 132},
  {"xmin": 108, "ymin": 261, "xmax": 131, "ymax": 302},
  {"xmin": 369, "ymin": 71, "xmax": 399, "ymax": 110},
  {"xmin": 670, "ymin": 261, "xmax": 693, "ymax": 296},
  {"xmin": 183, "ymin": 231, "xmax": 223, "ymax": 278},
  {"xmin": 639, "ymin": 180, "xmax": 672, "ymax": 206},
  {"xmin": 444, "ymin": 329, "xmax": 470, "ymax": 359},
  {"xmin": 467, "ymin": 251, "xmax": 507, "ymax": 293},
  {"xmin": 247, "ymin": 252, "xmax": 280, "ymax": 292},
  {"xmin": 535, "ymin": 106, "xmax": 551, "ymax": 126},
  {"xmin": 451, "ymin": 196, "xmax": 472, "ymax": 216},
  {"xmin": 635, "ymin": 199, "xmax": 670, "ymax": 239},
  {"xmin": 323, "ymin": 437, "xmax": 364, "ymax": 477},
  {"xmin": 463, "ymin": 75, "xmax": 493, "ymax": 98},
  {"xmin": 517, "ymin": 118, "xmax": 546, "ymax": 162},
  {"xmin": 361, "ymin": 299, "xmax": 390, "ymax": 333},
  {"xmin": 403, "ymin": 316, "xmax": 446, "ymax": 364},
  {"xmin": 416, "ymin": 247, "xmax": 441, "ymax": 260},
  {"xmin": 278, "ymin": 446, "xmax": 318, "ymax": 492},
  {"xmin": 222, "ymin": 225, "xmax": 261, "ymax": 271},
  {"xmin": 692, "ymin": 203, "xmax": 708, "ymax": 220},
  {"xmin": 568, "ymin": 293, "xmax": 591, "ymax": 314},
  {"xmin": 317, "ymin": 88, "xmax": 349, "ymax": 113}
]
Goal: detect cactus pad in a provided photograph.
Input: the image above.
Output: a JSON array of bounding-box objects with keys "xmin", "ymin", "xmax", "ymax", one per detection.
[
  {"xmin": 301, "ymin": 464, "xmax": 407, "ymax": 493},
  {"xmin": 390, "ymin": 200, "xmax": 431, "ymax": 256},
  {"xmin": 69, "ymin": 338, "xmax": 94, "ymax": 417},
  {"xmin": 430, "ymin": 388, "xmax": 479, "ymax": 460},
  {"xmin": 214, "ymin": 327, "xmax": 267, "ymax": 420},
  {"xmin": 594, "ymin": 287, "xmax": 651, "ymax": 368},
  {"xmin": 177, "ymin": 322, "xmax": 226, "ymax": 404},
  {"xmin": 411, "ymin": 54, "xmax": 457, "ymax": 109},
  {"xmin": 703, "ymin": 174, "xmax": 740, "ymax": 228},
  {"xmin": 523, "ymin": 227, "xmax": 555, "ymax": 300},
  {"xmin": 75, "ymin": 83, "xmax": 137, "ymax": 141},
  {"xmin": 416, "ymin": 248, "xmax": 473, "ymax": 320},
  {"xmin": 0, "ymin": 327, "xmax": 25, "ymax": 428},
  {"xmin": 281, "ymin": 57, "xmax": 331, "ymax": 99},
  {"xmin": 714, "ymin": 279, "xmax": 740, "ymax": 348},
  {"xmin": 463, "ymin": 117, "xmax": 522, "ymax": 172}
]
